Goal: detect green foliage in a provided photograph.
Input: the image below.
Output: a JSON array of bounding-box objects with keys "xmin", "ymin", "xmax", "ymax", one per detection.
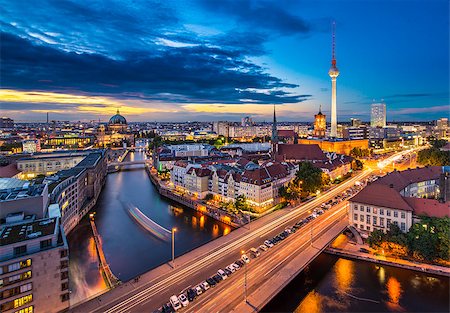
[
  {"xmin": 367, "ymin": 229, "xmax": 385, "ymax": 248},
  {"xmin": 407, "ymin": 216, "xmax": 450, "ymax": 261},
  {"xmin": 350, "ymin": 147, "xmax": 371, "ymax": 158},
  {"xmin": 352, "ymin": 159, "xmax": 364, "ymax": 170},
  {"xmin": 417, "ymin": 148, "xmax": 450, "ymax": 166},
  {"xmin": 430, "ymin": 138, "xmax": 448, "ymax": 149},
  {"xmin": 295, "ymin": 162, "xmax": 326, "ymax": 194},
  {"xmin": 234, "ymin": 194, "xmax": 249, "ymax": 212},
  {"xmin": 279, "ymin": 182, "xmax": 301, "ymax": 203}
]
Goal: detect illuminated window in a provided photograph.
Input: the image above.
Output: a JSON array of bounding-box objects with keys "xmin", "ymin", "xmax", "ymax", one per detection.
[
  {"xmin": 14, "ymin": 305, "xmax": 33, "ymax": 313},
  {"xmin": 14, "ymin": 294, "xmax": 33, "ymax": 309}
]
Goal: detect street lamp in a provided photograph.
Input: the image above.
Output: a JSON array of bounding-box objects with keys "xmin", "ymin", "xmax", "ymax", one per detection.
[
  {"xmin": 172, "ymin": 228, "xmax": 177, "ymax": 268},
  {"xmin": 241, "ymin": 250, "xmax": 248, "ymax": 304}
]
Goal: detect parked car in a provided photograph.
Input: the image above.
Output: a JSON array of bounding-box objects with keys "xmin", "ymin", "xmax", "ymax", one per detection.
[
  {"xmin": 224, "ymin": 268, "xmax": 232, "ymax": 276},
  {"xmin": 250, "ymin": 247, "xmax": 260, "ymax": 257},
  {"xmin": 218, "ymin": 269, "xmax": 228, "ymax": 280},
  {"xmin": 170, "ymin": 295, "xmax": 182, "ymax": 311},
  {"xmin": 213, "ymin": 274, "xmax": 223, "ymax": 283},
  {"xmin": 178, "ymin": 294, "xmax": 189, "ymax": 307},
  {"xmin": 162, "ymin": 303, "xmax": 174, "ymax": 313},
  {"xmin": 187, "ymin": 288, "xmax": 197, "ymax": 301},
  {"xmin": 206, "ymin": 277, "xmax": 216, "ymax": 287},
  {"xmin": 232, "ymin": 263, "xmax": 241, "ymax": 270},
  {"xmin": 241, "ymin": 254, "xmax": 250, "ymax": 263},
  {"xmin": 235, "ymin": 259, "xmax": 244, "ymax": 267},
  {"xmin": 195, "ymin": 285, "xmax": 203, "ymax": 295},
  {"xmin": 359, "ymin": 248, "xmax": 370, "ymax": 253},
  {"xmin": 201, "ymin": 281, "xmax": 210, "ymax": 291},
  {"xmin": 226, "ymin": 264, "xmax": 235, "ymax": 273},
  {"xmin": 259, "ymin": 244, "xmax": 268, "ymax": 252},
  {"xmin": 264, "ymin": 240, "xmax": 274, "ymax": 248}
]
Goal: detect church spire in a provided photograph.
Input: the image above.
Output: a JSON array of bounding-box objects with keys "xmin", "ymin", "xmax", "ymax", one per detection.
[{"xmin": 271, "ymin": 104, "xmax": 278, "ymax": 143}]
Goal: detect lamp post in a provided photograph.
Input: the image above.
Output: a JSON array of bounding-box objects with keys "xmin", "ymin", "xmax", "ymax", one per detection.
[
  {"xmin": 241, "ymin": 250, "xmax": 248, "ymax": 304},
  {"xmin": 172, "ymin": 228, "xmax": 177, "ymax": 268}
]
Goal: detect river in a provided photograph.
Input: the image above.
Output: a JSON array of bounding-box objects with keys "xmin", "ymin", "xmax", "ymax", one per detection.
[
  {"xmin": 67, "ymin": 151, "xmax": 232, "ymax": 304},
  {"xmin": 263, "ymin": 253, "xmax": 449, "ymax": 312}
]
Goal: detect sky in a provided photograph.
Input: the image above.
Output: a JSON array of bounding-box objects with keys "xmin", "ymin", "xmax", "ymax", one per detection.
[{"xmin": 0, "ymin": 0, "xmax": 449, "ymax": 123}]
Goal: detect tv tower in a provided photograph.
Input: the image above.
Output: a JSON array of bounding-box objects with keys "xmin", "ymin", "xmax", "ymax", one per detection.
[{"xmin": 328, "ymin": 21, "xmax": 339, "ymax": 138}]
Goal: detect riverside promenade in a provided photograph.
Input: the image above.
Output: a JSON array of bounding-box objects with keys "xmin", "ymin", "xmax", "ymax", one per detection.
[{"xmin": 325, "ymin": 246, "xmax": 450, "ymax": 277}]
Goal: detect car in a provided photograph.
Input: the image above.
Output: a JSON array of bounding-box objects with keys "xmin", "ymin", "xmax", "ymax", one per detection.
[
  {"xmin": 170, "ymin": 295, "xmax": 182, "ymax": 311},
  {"xmin": 224, "ymin": 268, "xmax": 232, "ymax": 276},
  {"xmin": 250, "ymin": 248, "xmax": 260, "ymax": 257},
  {"xmin": 201, "ymin": 281, "xmax": 210, "ymax": 291},
  {"xmin": 213, "ymin": 274, "xmax": 223, "ymax": 283},
  {"xmin": 264, "ymin": 240, "xmax": 274, "ymax": 248},
  {"xmin": 218, "ymin": 269, "xmax": 228, "ymax": 280},
  {"xmin": 206, "ymin": 277, "xmax": 216, "ymax": 287},
  {"xmin": 235, "ymin": 259, "xmax": 244, "ymax": 267},
  {"xmin": 195, "ymin": 285, "xmax": 203, "ymax": 295},
  {"xmin": 178, "ymin": 294, "xmax": 189, "ymax": 307},
  {"xmin": 241, "ymin": 254, "xmax": 250, "ymax": 263},
  {"xmin": 187, "ymin": 288, "xmax": 196, "ymax": 301},
  {"xmin": 259, "ymin": 244, "xmax": 268, "ymax": 252},
  {"xmin": 359, "ymin": 248, "xmax": 370, "ymax": 253},
  {"xmin": 162, "ymin": 303, "xmax": 174, "ymax": 313},
  {"xmin": 232, "ymin": 263, "xmax": 241, "ymax": 270},
  {"xmin": 285, "ymin": 228, "xmax": 292, "ymax": 234},
  {"xmin": 226, "ymin": 264, "xmax": 235, "ymax": 273}
]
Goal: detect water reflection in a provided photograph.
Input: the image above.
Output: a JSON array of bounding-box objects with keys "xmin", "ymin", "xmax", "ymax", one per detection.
[
  {"xmin": 263, "ymin": 254, "xmax": 449, "ymax": 313},
  {"xmin": 334, "ymin": 258, "xmax": 354, "ymax": 294}
]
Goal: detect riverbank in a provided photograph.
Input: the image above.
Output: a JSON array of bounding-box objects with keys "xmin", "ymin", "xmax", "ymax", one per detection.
[
  {"xmin": 145, "ymin": 165, "xmax": 242, "ymax": 228},
  {"xmin": 325, "ymin": 245, "xmax": 450, "ymax": 277}
]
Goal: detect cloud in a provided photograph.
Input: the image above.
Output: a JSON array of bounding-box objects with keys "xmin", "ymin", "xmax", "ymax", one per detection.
[
  {"xmin": 0, "ymin": 32, "xmax": 309, "ymax": 105},
  {"xmin": 391, "ymin": 105, "xmax": 449, "ymax": 115},
  {"xmin": 197, "ymin": 0, "xmax": 310, "ymax": 36}
]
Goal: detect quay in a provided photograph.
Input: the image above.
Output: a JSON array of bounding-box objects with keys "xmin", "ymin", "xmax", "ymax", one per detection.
[{"xmin": 325, "ymin": 247, "xmax": 450, "ymax": 277}]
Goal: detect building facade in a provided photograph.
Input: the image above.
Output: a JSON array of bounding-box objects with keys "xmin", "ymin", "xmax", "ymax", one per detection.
[{"xmin": 370, "ymin": 103, "xmax": 387, "ymax": 128}]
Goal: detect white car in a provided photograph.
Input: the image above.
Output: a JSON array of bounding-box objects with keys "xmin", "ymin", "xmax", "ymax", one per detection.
[
  {"xmin": 217, "ymin": 269, "xmax": 228, "ymax": 280},
  {"xmin": 264, "ymin": 240, "xmax": 274, "ymax": 248},
  {"xmin": 241, "ymin": 254, "xmax": 250, "ymax": 263},
  {"xmin": 178, "ymin": 294, "xmax": 189, "ymax": 307},
  {"xmin": 259, "ymin": 244, "xmax": 268, "ymax": 252},
  {"xmin": 170, "ymin": 295, "xmax": 182, "ymax": 311},
  {"xmin": 226, "ymin": 264, "xmax": 236, "ymax": 273},
  {"xmin": 232, "ymin": 263, "xmax": 240, "ymax": 270},
  {"xmin": 201, "ymin": 281, "xmax": 210, "ymax": 291},
  {"xmin": 195, "ymin": 285, "xmax": 203, "ymax": 295}
]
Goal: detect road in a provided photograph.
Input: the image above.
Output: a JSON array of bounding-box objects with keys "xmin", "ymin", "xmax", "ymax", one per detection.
[{"xmin": 71, "ymin": 148, "xmax": 419, "ymax": 313}]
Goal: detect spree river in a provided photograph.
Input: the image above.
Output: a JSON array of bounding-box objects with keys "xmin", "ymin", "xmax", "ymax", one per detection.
[
  {"xmin": 68, "ymin": 151, "xmax": 232, "ymax": 304},
  {"xmin": 263, "ymin": 253, "xmax": 449, "ymax": 313}
]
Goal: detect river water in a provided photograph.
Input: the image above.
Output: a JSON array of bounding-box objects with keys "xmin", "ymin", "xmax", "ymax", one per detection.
[
  {"xmin": 263, "ymin": 253, "xmax": 449, "ymax": 313},
  {"xmin": 67, "ymin": 151, "xmax": 232, "ymax": 304}
]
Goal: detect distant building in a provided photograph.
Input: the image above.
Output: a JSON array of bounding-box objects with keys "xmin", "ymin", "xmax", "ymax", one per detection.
[
  {"xmin": 351, "ymin": 118, "xmax": 362, "ymax": 127},
  {"xmin": 435, "ymin": 118, "xmax": 449, "ymax": 139},
  {"xmin": 313, "ymin": 106, "xmax": 326, "ymax": 138},
  {"xmin": 343, "ymin": 126, "xmax": 368, "ymax": 140},
  {"xmin": 212, "ymin": 121, "xmax": 229, "ymax": 137},
  {"xmin": 241, "ymin": 116, "xmax": 253, "ymax": 127},
  {"xmin": 96, "ymin": 110, "xmax": 134, "ymax": 147},
  {"xmin": 297, "ymin": 138, "xmax": 369, "ymax": 156},
  {"xmin": 22, "ymin": 139, "xmax": 41, "ymax": 154},
  {"xmin": 0, "ymin": 117, "xmax": 14, "ymax": 129},
  {"xmin": 370, "ymin": 103, "xmax": 386, "ymax": 128}
]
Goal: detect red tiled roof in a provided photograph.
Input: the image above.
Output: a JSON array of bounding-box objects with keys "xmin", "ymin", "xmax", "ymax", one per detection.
[
  {"xmin": 277, "ymin": 130, "xmax": 296, "ymax": 138},
  {"xmin": 404, "ymin": 197, "xmax": 450, "ymax": 218},
  {"xmin": 350, "ymin": 184, "xmax": 414, "ymax": 211},
  {"xmin": 276, "ymin": 144, "xmax": 327, "ymax": 161},
  {"xmin": 0, "ymin": 164, "xmax": 21, "ymax": 178},
  {"xmin": 241, "ymin": 162, "xmax": 289, "ymax": 185},
  {"xmin": 186, "ymin": 167, "xmax": 211, "ymax": 177},
  {"xmin": 374, "ymin": 166, "xmax": 442, "ymax": 191}
]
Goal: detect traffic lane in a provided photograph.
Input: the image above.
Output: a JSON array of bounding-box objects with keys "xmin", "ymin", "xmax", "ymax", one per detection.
[
  {"xmin": 186, "ymin": 207, "xmax": 348, "ymax": 313},
  {"xmin": 134, "ymin": 201, "xmax": 350, "ymax": 312},
  {"xmin": 96, "ymin": 171, "xmax": 370, "ymax": 313}
]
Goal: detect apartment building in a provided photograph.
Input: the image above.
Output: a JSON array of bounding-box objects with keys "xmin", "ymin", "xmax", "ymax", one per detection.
[{"xmin": 0, "ymin": 218, "xmax": 69, "ymax": 313}]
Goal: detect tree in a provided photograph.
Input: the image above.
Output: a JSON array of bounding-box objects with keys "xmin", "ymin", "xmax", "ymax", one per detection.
[
  {"xmin": 417, "ymin": 148, "xmax": 450, "ymax": 166},
  {"xmin": 367, "ymin": 229, "xmax": 384, "ymax": 248},
  {"xmin": 279, "ymin": 182, "xmax": 301, "ymax": 204},
  {"xmin": 352, "ymin": 159, "xmax": 364, "ymax": 170},
  {"xmin": 234, "ymin": 195, "xmax": 250, "ymax": 212},
  {"xmin": 295, "ymin": 162, "xmax": 325, "ymax": 194}
]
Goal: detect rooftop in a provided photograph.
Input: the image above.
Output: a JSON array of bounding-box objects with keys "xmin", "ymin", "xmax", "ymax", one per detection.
[
  {"xmin": 350, "ymin": 183, "xmax": 414, "ymax": 212},
  {"xmin": 374, "ymin": 166, "xmax": 442, "ymax": 191},
  {"xmin": 0, "ymin": 179, "xmax": 46, "ymax": 201},
  {"xmin": 0, "ymin": 218, "xmax": 57, "ymax": 246}
]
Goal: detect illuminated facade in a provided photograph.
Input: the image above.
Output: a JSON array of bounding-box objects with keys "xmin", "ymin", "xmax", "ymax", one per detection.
[
  {"xmin": 298, "ymin": 138, "xmax": 369, "ymax": 156},
  {"xmin": 328, "ymin": 22, "xmax": 339, "ymax": 138},
  {"xmin": 313, "ymin": 106, "xmax": 326, "ymax": 138},
  {"xmin": 96, "ymin": 110, "xmax": 134, "ymax": 147},
  {"xmin": 0, "ymin": 218, "xmax": 69, "ymax": 313}
]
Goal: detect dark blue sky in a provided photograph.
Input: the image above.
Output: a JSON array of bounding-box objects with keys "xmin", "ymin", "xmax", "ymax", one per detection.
[{"xmin": 0, "ymin": 0, "xmax": 448, "ymax": 122}]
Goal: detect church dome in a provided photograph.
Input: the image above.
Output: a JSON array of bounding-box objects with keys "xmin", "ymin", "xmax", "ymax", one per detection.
[{"xmin": 109, "ymin": 109, "xmax": 127, "ymax": 125}]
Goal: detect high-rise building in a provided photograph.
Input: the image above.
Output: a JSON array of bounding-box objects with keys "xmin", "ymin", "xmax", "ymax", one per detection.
[
  {"xmin": 328, "ymin": 22, "xmax": 339, "ymax": 138},
  {"xmin": 241, "ymin": 116, "xmax": 253, "ymax": 127},
  {"xmin": 371, "ymin": 103, "xmax": 386, "ymax": 128},
  {"xmin": 436, "ymin": 118, "xmax": 449, "ymax": 139},
  {"xmin": 0, "ymin": 117, "xmax": 14, "ymax": 129},
  {"xmin": 313, "ymin": 106, "xmax": 326, "ymax": 138},
  {"xmin": 351, "ymin": 118, "xmax": 362, "ymax": 127},
  {"xmin": 22, "ymin": 139, "xmax": 41, "ymax": 154}
]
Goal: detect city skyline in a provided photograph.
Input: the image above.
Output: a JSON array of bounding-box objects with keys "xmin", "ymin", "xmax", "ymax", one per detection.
[{"xmin": 1, "ymin": 0, "xmax": 449, "ymax": 122}]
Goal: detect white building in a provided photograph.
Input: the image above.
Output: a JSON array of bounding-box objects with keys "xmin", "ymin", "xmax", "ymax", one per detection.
[
  {"xmin": 370, "ymin": 103, "xmax": 387, "ymax": 128},
  {"xmin": 21, "ymin": 140, "xmax": 41, "ymax": 154}
]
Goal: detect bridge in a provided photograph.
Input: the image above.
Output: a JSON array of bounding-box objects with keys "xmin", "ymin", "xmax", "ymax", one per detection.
[
  {"xmin": 69, "ymin": 169, "xmax": 371, "ymax": 313},
  {"xmin": 108, "ymin": 160, "xmax": 151, "ymax": 167}
]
